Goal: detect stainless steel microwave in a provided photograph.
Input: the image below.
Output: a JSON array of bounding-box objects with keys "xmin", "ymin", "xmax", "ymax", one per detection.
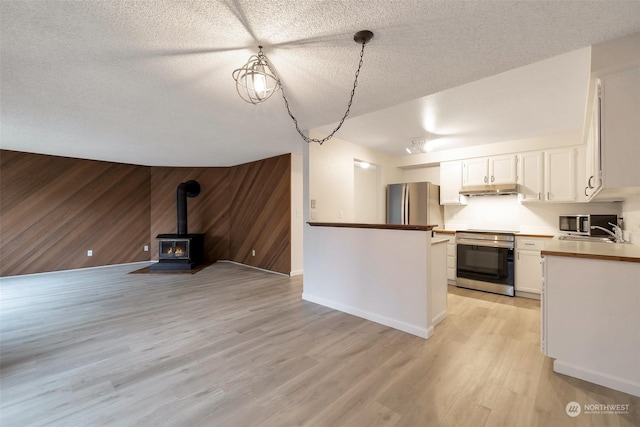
[{"xmin": 559, "ymin": 214, "xmax": 618, "ymax": 236}]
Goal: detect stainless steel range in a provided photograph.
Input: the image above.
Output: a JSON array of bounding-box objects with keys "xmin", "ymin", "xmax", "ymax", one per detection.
[{"xmin": 456, "ymin": 230, "xmax": 516, "ymax": 296}]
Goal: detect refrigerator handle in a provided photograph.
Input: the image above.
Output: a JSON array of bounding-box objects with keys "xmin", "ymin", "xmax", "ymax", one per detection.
[
  {"xmin": 399, "ymin": 184, "xmax": 405, "ymax": 224},
  {"xmin": 404, "ymin": 184, "xmax": 409, "ymax": 224}
]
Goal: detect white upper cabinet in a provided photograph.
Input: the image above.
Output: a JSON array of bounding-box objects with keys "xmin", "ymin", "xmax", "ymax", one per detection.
[
  {"xmin": 462, "ymin": 155, "xmax": 517, "ymax": 186},
  {"xmin": 545, "ymin": 148, "xmax": 577, "ymax": 202},
  {"xmin": 518, "ymin": 151, "xmax": 544, "ymax": 202},
  {"xmin": 598, "ymin": 68, "xmax": 640, "ymax": 193},
  {"xmin": 489, "ymin": 154, "xmax": 518, "ymax": 184},
  {"xmin": 519, "ymin": 148, "xmax": 577, "ymax": 203},
  {"xmin": 439, "ymin": 161, "xmax": 467, "ymax": 205},
  {"xmin": 582, "ymin": 68, "xmax": 640, "ymax": 201},
  {"xmin": 584, "ymin": 83, "xmax": 602, "ymax": 200},
  {"xmin": 462, "ymin": 158, "xmax": 490, "ymax": 186}
]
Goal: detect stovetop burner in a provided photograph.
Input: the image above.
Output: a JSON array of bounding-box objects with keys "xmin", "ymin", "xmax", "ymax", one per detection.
[{"xmin": 460, "ymin": 229, "xmax": 519, "ymax": 234}]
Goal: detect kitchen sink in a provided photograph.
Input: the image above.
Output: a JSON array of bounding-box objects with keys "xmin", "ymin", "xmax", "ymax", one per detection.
[{"xmin": 557, "ymin": 235, "xmax": 615, "ymax": 243}]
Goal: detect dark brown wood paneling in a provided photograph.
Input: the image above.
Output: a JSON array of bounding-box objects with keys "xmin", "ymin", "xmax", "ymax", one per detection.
[
  {"xmin": 0, "ymin": 150, "xmax": 151, "ymax": 276},
  {"xmin": 150, "ymin": 167, "xmax": 231, "ymax": 264},
  {"xmin": 1, "ymin": 150, "xmax": 292, "ymax": 277},
  {"xmin": 229, "ymin": 154, "xmax": 291, "ymax": 274}
]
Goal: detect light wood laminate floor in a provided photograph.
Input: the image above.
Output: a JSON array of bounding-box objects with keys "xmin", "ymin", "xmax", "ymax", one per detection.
[{"xmin": 1, "ymin": 262, "xmax": 638, "ymax": 426}]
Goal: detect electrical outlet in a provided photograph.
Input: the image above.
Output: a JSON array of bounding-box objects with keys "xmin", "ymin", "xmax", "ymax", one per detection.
[
  {"xmin": 310, "ymin": 199, "xmax": 316, "ymax": 208},
  {"xmin": 143, "ymin": 245, "xmax": 149, "ymax": 252},
  {"xmin": 251, "ymin": 249, "xmax": 256, "ymax": 257},
  {"xmin": 338, "ymin": 209, "xmax": 344, "ymax": 218},
  {"xmin": 87, "ymin": 250, "xmax": 93, "ymax": 257}
]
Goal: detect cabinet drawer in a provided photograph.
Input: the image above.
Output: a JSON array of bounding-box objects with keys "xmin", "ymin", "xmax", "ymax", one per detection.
[
  {"xmin": 516, "ymin": 239, "xmax": 546, "ymax": 251},
  {"xmin": 446, "ymin": 244, "xmax": 456, "ymax": 256},
  {"xmin": 447, "ymin": 256, "xmax": 456, "ymax": 269}
]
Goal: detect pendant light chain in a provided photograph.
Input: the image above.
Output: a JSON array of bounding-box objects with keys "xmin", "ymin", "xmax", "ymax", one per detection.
[{"xmin": 279, "ymin": 39, "xmax": 369, "ymax": 145}]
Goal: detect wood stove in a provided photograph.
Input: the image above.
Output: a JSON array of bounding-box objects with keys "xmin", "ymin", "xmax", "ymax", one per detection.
[
  {"xmin": 153, "ymin": 233, "xmax": 204, "ymax": 270},
  {"xmin": 150, "ymin": 180, "xmax": 205, "ymax": 271}
]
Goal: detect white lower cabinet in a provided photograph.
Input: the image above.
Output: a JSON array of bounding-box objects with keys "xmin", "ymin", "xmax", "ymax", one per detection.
[
  {"xmin": 434, "ymin": 232, "xmax": 456, "ymax": 284},
  {"xmin": 514, "ymin": 236, "xmax": 550, "ymax": 296},
  {"xmin": 542, "ymin": 255, "xmax": 640, "ymax": 396}
]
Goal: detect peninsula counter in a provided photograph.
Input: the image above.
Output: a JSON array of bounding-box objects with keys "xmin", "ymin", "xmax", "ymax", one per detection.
[{"xmin": 303, "ymin": 222, "xmax": 447, "ymax": 339}]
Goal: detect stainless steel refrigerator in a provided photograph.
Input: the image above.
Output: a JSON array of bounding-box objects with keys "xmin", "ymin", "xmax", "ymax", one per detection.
[{"xmin": 386, "ymin": 182, "xmax": 444, "ymax": 227}]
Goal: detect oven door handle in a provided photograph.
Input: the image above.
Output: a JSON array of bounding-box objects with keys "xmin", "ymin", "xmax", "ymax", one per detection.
[{"xmin": 456, "ymin": 238, "xmax": 514, "ymax": 249}]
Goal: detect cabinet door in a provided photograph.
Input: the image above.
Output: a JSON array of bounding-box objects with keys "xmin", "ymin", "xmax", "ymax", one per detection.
[
  {"xmin": 545, "ymin": 148, "xmax": 576, "ymax": 202},
  {"xmin": 518, "ymin": 152, "xmax": 543, "ymax": 202},
  {"xmin": 489, "ymin": 154, "xmax": 517, "ymax": 184},
  {"xmin": 584, "ymin": 83, "xmax": 602, "ymax": 200},
  {"xmin": 462, "ymin": 158, "xmax": 489, "ymax": 186},
  {"xmin": 439, "ymin": 161, "xmax": 467, "ymax": 205},
  {"xmin": 515, "ymin": 249, "xmax": 542, "ymax": 294},
  {"xmin": 601, "ymin": 67, "xmax": 640, "ymax": 188}
]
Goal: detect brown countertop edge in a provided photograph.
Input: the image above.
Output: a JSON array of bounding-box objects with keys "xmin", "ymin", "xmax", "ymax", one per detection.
[
  {"xmin": 432, "ymin": 229, "xmax": 456, "ymax": 235},
  {"xmin": 432, "ymin": 230, "xmax": 555, "ymax": 238},
  {"xmin": 541, "ymin": 250, "xmax": 640, "ymax": 263},
  {"xmin": 307, "ymin": 222, "xmax": 435, "ymax": 231}
]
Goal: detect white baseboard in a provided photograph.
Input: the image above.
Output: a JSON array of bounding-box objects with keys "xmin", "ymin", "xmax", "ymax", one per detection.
[
  {"xmin": 515, "ymin": 290, "xmax": 541, "ymax": 300},
  {"xmin": 289, "ymin": 269, "xmax": 303, "ymax": 277},
  {"xmin": 431, "ymin": 310, "xmax": 448, "ymax": 326},
  {"xmin": 0, "ymin": 261, "xmax": 153, "ymax": 279},
  {"xmin": 219, "ymin": 260, "xmax": 289, "ymax": 276},
  {"xmin": 302, "ymin": 292, "xmax": 429, "ymax": 339},
  {"xmin": 553, "ymin": 360, "xmax": 640, "ymax": 397}
]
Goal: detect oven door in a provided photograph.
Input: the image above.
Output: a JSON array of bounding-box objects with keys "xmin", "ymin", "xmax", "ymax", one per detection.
[{"xmin": 456, "ymin": 243, "xmax": 514, "ymax": 286}]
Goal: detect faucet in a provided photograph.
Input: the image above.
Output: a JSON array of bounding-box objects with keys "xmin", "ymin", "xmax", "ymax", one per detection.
[{"xmin": 591, "ymin": 222, "xmax": 625, "ymax": 243}]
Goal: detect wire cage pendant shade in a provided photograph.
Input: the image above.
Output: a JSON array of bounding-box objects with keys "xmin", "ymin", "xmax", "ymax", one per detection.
[
  {"xmin": 232, "ymin": 46, "xmax": 280, "ymax": 105},
  {"xmin": 232, "ymin": 30, "xmax": 374, "ymax": 144}
]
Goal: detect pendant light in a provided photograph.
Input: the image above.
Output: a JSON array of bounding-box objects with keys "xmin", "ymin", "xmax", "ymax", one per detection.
[{"xmin": 232, "ymin": 30, "xmax": 374, "ymax": 144}]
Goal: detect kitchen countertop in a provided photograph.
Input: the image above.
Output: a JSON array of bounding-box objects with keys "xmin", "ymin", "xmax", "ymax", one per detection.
[
  {"xmin": 433, "ymin": 229, "xmax": 555, "ymax": 238},
  {"xmin": 542, "ymin": 239, "xmax": 640, "ymax": 263},
  {"xmin": 308, "ymin": 222, "xmax": 436, "ymax": 231}
]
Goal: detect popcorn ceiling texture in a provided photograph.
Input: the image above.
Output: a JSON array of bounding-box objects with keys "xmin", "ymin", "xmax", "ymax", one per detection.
[{"xmin": 1, "ymin": 1, "xmax": 640, "ymax": 166}]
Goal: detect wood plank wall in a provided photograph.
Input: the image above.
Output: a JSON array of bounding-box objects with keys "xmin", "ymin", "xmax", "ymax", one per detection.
[
  {"xmin": 0, "ymin": 150, "xmax": 151, "ymax": 276},
  {"xmin": 149, "ymin": 167, "xmax": 231, "ymax": 264},
  {"xmin": 1, "ymin": 150, "xmax": 292, "ymax": 276},
  {"xmin": 229, "ymin": 154, "xmax": 291, "ymax": 274}
]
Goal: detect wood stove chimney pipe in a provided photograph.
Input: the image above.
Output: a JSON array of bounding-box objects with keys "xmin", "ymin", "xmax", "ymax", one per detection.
[{"xmin": 177, "ymin": 180, "xmax": 200, "ymax": 235}]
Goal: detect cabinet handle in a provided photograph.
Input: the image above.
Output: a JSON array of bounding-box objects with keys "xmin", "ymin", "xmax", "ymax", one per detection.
[
  {"xmin": 491, "ymin": 176, "xmax": 495, "ymax": 183},
  {"xmin": 538, "ymin": 192, "xmax": 541, "ymax": 200},
  {"xmin": 484, "ymin": 176, "xmax": 487, "ymax": 183},
  {"xmin": 588, "ymin": 175, "xmax": 594, "ymax": 189},
  {"xmin": 585, "ymin": 186, "xmax": 589, "ymax": 197},
  {"xmin": 547, "ymin": 192, "xmax": 550, "ymax": 200}
]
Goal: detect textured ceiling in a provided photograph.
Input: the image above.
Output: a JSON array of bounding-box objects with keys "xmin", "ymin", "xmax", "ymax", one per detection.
[{"xmin": 2, "ymin": 1, "xmax": 640, "ymax": 166}]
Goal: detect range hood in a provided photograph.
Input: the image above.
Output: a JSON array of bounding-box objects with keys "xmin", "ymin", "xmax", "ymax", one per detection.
[{"xmin": 459, "ymin": 183, "xmax": 520, "ymax": 196}]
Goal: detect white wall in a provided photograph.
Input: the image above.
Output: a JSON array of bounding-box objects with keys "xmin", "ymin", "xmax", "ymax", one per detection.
[
  {"xmin": 401, "ymin": 165, "xmax": 440, "ymax": 185},
  {"xmin": 308, "ymin": 132, "xmax": 403, "ymax": 223},
  {"xmin": 290, "ymin": 153, "xmax": 304, "ymax": 275},
  {"xmin": 353, "ymin": 164, "xmax": 378, "ymax": 223},
  {"xmin": 444, "ymin": 195, "xmax": 622, "ymax": 235},
  {"xmin": 622, "ymin": 194, "xmax": 640, "ymax": 245}
]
